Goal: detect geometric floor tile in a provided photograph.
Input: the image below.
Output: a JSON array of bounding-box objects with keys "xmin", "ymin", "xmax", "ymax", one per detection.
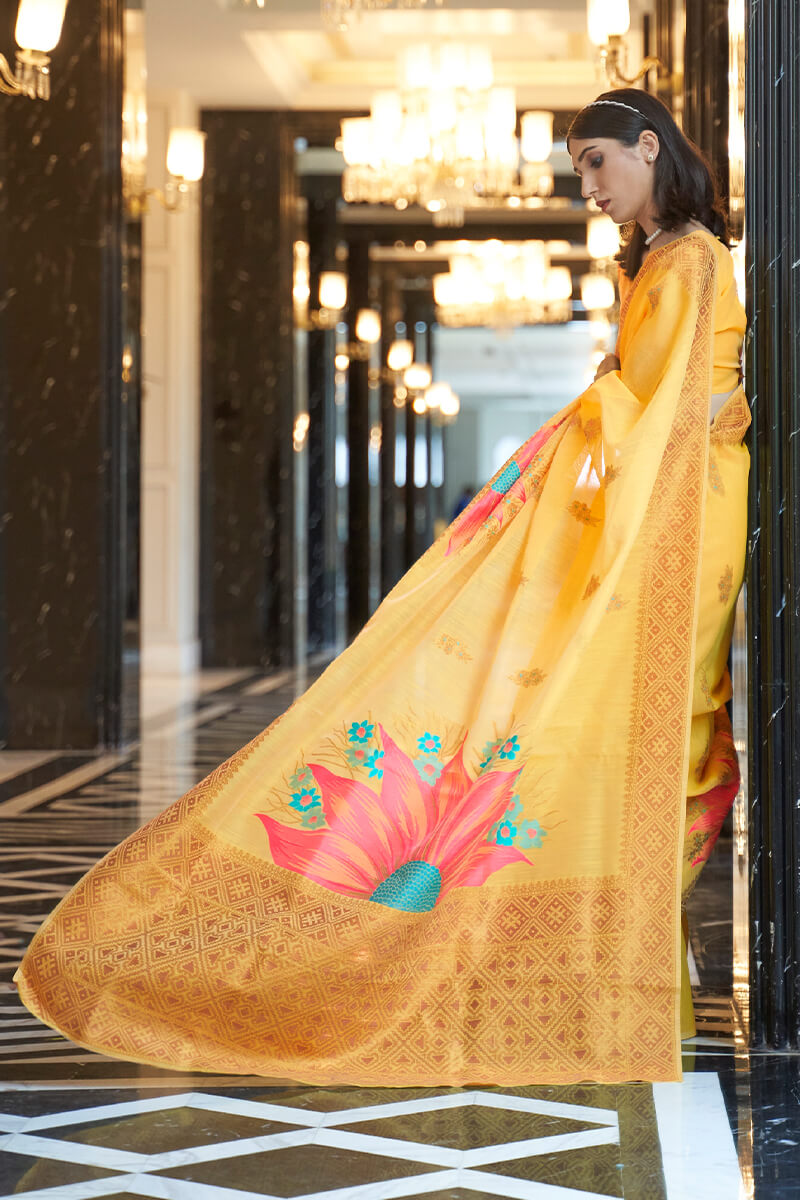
[
  {"xmin": 153, "ymin": 1143, "xmax": 448, "ymax": 1195},
  {"xmin": 0, "ymin": 1152, "xmax": 120, "ymax": 1193},
  {"xmin": 344, "ymin": 1106, "xmax": 610, "ymax": 1150},
  {"xmin": 43, "ymin": 1108, "xmax": 304, "ymax": 1155}
]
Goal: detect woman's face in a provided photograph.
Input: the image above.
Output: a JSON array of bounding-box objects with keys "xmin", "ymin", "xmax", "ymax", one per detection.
[{"xmin": 569, "ymin": 134, "xmax": 657, "ymax": 226}]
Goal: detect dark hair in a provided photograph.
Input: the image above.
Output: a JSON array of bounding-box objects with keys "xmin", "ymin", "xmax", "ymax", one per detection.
[{"xmin": 566, "ymin": 89, "xmax": 729, "ymax": 278}]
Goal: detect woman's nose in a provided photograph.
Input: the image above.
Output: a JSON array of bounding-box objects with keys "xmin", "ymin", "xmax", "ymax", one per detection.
[{"xmin": 581, "ymin": 176, "xmax": 594, "ymax": 200}]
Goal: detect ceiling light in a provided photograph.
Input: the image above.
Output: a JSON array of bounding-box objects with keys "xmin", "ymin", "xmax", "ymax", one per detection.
[
  {"xmin": 321, "ymin": 0, "xmax": 444, "ymax": 34},
  {"xmin": 340, "ymin": 43, "xmax": 555, "ymax": 226}
]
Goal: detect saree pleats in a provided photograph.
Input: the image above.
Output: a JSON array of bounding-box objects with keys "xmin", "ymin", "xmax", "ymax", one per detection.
[{"xmin": 15, "ymin": 233, "xmax": 748, "ymax": 1085}]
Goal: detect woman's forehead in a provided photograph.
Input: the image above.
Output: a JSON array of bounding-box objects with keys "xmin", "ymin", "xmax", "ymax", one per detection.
[{"xmin": 568, "ymin": 135, "xmax": 615, "ymax": 165}]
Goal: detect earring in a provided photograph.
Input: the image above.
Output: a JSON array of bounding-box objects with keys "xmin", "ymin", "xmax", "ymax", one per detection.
[{"xmin": 648, "ymin": 153, "xmax": 654, "ymax": 162}]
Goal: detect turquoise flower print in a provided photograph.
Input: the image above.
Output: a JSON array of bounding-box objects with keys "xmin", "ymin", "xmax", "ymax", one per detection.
[
  {"xmin": 301, "ymin": 810, "xmax": 326, "ymax": 830},
  {"xmin": 290, "ymin": 765, "xmax": 315, "ymax": 789},
  {"xmin": 494, "ymin": 818, "xmax": 518, "ymax": 846},
  {"xmin": 346, "ymin": 744, "xmax": 371, "ymax": 770},
  {"xmin": 417, "ymin": 732, "xmax": 442, "ymax": 754},
  {"xmin": 518, "ymin": 819, "xmax": 547, "ymax": 849},
  {"xmin": 492, "ymin": 460, "xmax": 521, "ymax": 495},
  {"xmin": 348, "ymin": 720, "xmax": 375, "ymax": 744},
  {"xmin": 414, "ymin": 754, "xmax": 443, "ymax": 785},
  {"xmin": 480, "ymin": 739, "xmax": 502, "ymax": 769},
  {"xmin": 498, "ymin": 735, "xmax": 521, "ymax": 761},
  {"xmin": 289, "ymin": 787, "xmax": 322, "ymax": 813},
  {"xmin": 505, "ymin": 794, "xmax": 523, "ymax": 819},
  {"xmin": 365, "ymin": 748, "xmax": 385, "ymax": 779}
]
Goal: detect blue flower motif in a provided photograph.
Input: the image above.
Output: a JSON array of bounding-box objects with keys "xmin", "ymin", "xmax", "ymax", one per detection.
[
  {"xmin": 290, "ymin": 765, "xmax": 315, "ymax": 789},
  {"xmin": 492, "ymin": 460, "xmax": 521, "ymax": 495},
  {"xmin": 289, "ymin": 787, "xmax": 322, "ymax": 813},
  {"xmin": 414, "ymin": 754, "xmax": 443, "ymax": 785},
  {"xmin": 494, "ymin": 818, "xmax": 518, "ymax": 846},
  {"xmin": 498, "ymin": 735, "xmax": 520, "ymax": 761},
  {"xmin": 504, "ymin": 794, "xmax": 523, "ymax": 819},
  {"xmin": 302, "ymin": 810, "xmax": 326, "ymax": 830},
  {"xmin": 365, "ymin": 749, "xmax": 385, "ymax": 779},
  {"xmin": 346, "ymin": 744, "xmax": 371, "ymax": 770},
  {"xmin": 417, "ymin": 732, "xmax": 442, "ymax": 754},
  {"xmin": 479, "ymin": 739, "xmax": 502, "ymax": 769},
  {"xmin": 348, "ymin": 720, "xmax": 375, "ymax": 744},
  {"xmin": 518, "ymin": 819, "xmax": 547, "ymax": 849}
]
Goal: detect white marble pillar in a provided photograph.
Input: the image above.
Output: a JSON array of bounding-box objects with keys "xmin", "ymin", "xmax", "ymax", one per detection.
[{"xmin": 141, "ymin": 90, "xmax": 201, "ymax": 675}]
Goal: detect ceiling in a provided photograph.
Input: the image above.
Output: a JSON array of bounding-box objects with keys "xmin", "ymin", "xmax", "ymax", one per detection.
[{"xmin": 145, "ymin": 0, "xmax": 653, "ymax": 111}]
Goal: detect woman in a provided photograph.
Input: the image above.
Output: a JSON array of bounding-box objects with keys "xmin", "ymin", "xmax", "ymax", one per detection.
[{"xmin": 15, "ymin": 89, "xmax": 748, "ymax": 1086}]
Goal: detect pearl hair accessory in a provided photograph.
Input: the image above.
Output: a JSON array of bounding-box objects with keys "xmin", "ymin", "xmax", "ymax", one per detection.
[{"xmin": 588, "ymin": 99, "xmax": 646, "ymax": 118}]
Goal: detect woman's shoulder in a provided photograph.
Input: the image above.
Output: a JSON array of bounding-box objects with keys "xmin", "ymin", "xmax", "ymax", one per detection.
[{"xmin": 646, "ymin": 229, "xmax": 721, "ymax": 289}]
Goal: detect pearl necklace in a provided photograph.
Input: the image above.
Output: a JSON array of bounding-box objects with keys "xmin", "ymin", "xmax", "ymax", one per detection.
[{"xmin": 644, "ymin": 226, "xmax": 664, "ymax": 246}]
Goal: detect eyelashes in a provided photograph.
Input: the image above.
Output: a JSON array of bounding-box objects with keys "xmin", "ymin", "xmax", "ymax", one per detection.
[{"xmin": 574, "ymin": 156, "xmax": 604, "ymax": 177}]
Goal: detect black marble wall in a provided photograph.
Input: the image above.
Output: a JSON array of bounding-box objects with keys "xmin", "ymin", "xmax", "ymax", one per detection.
[
  {"xmin": 745, "ymin": 0, "xmax": 800, "ymax": 1049},
  {"xmin": 345, "ymin": 238, "xmax": 371, "ymax": 640},
  {"xmin": 0, "ymin": 0, "xmax": 136, "ymax": 749},
  {"xmin": 304, "ymin": 177, "xmax": 338, "ymax": 652},
  {"xmin": 200, "ymin": 112, "xmax": 296, "ymax": 667},
  {"xmin": 683, "ymin": 0, "xmax": 729, "ymax": 200}
]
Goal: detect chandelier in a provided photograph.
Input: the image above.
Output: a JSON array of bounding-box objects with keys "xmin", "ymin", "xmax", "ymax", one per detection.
[
  {"xmin": 322, "ymin": 0, "xmax": 444, "ymax": 32},
  {"xmin": 340, "ymin": 44, "xmax": 555, "ymax": 226},
  {"xmin": 433, "ymin": 241, "xmax": 574, "ymax": 329}
]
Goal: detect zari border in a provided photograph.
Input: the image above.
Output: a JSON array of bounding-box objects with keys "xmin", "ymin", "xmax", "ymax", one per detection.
[{"xmin": 620, "ymin": 235, "xmax": 717, "ymax": 1074}]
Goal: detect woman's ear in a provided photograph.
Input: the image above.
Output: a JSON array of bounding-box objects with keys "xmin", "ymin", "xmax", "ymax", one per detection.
[{"xmin": 640, "ymin": 130, "xmax": 660, "ymax": 163}]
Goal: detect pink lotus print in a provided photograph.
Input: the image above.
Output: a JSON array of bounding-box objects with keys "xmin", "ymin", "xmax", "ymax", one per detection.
[
  {"xmin": 687, "ymin": 737, "xmax": 740, "ymax": 868},
  {"xmin": 256, "ymin": 727, "xmax": 527, "ymax": 913},
  {"xmin": 446, "ymin": 415, "xmax": 566, "ymax": 556}
]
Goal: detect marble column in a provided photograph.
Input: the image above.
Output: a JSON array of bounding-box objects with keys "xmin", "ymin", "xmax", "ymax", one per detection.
[
  {"xmin": 379, "ymin": 274, "xmax": 402, "ymax": 598},
  {"xmin": 683, "ymin": 0, "xmax": 729, "ymax": 197},
  {"xmin": 345, "ymin": 238, "xmax": 371, "ymax": 640},
  {"xmin": 745, "ymin": 0, "xmax": 800, "ymax": 1048},
  {"xmin": 200, "ymin": 111, "xmax": 296, "ymax": 667},
  {"xmin": 304, "ymin": 179, "xmax": 338, "ymax": 652},
  {"xmin": 0, "ymin": 0, "xmax": 136, "ymax": 749}
]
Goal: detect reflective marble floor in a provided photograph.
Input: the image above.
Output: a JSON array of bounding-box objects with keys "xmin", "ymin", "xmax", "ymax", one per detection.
[{"xmin": 0, "ymin": 668, "xmax": 797, "ymax": 1199}]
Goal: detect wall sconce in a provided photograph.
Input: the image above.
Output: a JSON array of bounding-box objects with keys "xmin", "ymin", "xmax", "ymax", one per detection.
[
  {"xmin": 1, "ymin": 0, "xmax": 67, "ymax": 99},
  {"xmin": 580, "ymin": 272, "xmax": 616, "ymax": 313},
  {"xmin": 343, "ymin": 308, "xmax": 382, "ymax": 361},
  {"xmin": 319, "ymin": 271, "xmax": 347, "ymax": 312},
  {"xmin": 423, "ymin": 380, "xmax": 460, "ymax": 419},
  {"xmin": 386, "ymin": 339, "xmax": 414, "ymax": 373},
  {"xmin": 124, "ymin": 127, "xmax": 206, "ymax": 218},
  {"xmin": 404, "ymin": 362, "xmax": 433, "ymax": 392},
  {"xmin": 587, "ymin": 214, "xmax": 621, "ymax": 264},
  {"xmin": 587, "ymin": 0, "xmax": 666, "ymax": 88},
  {"xmin": 355, "ymin": 308, "xmax": 381, "ymax": 344}
]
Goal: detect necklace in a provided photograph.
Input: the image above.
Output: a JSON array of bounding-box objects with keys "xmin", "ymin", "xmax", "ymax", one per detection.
[{"xmin": 644, "ymin": 226, "xmax": 664, "ymax": 246}]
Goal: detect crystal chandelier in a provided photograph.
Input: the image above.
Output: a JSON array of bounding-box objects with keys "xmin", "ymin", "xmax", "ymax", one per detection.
[
  {"xmin": 433, "ymin": 241, "xmax": 574, "ymax": 329},
  {"xmin": 322, "ymin": 0, "xmax": 444, "ymax": 32},
  {"xmin": 340, "ymin": 44, "xmax": 555, "ymax": 226}
]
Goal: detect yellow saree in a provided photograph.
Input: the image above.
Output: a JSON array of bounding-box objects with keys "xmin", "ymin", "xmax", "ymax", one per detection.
[{"xmin": 15, "ymin": 230, "xmax": 750, "ymax": 1085}]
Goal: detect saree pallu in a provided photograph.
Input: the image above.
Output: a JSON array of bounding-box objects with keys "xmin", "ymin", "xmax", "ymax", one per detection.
[{"xmin": 15, "ymin": 232, "xmax": 750, "ymax": 1085}]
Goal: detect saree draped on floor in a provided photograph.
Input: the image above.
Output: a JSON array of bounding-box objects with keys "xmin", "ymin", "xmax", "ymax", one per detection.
[{"xmin": 16, "ymin": 232, "xmax": 750, "ymax": 1085}]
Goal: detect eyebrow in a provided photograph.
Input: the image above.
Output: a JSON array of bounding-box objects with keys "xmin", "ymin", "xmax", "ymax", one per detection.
[{"xmin": 573, "ymin": 145, "xmax": 598, "ymax": 173}]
